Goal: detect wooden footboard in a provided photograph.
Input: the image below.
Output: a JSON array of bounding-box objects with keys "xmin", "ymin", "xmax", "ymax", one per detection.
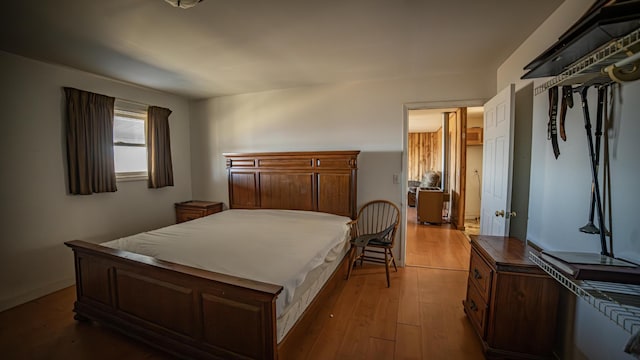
[
  {"xmin": 66, "ymin": 240, "xmax": 282, "ymax": 360},
  {"xmin": 66, "ymin": 240, "xmax": 351, "ymax": 360}
]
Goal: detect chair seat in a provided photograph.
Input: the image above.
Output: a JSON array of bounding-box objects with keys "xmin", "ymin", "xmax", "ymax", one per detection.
[
  {"xmin": 368, "ymin": 239, "xmax": 391, "ymax": 247},
  {"xmin": 351, "ymin": 224, "xmax": 395, "ymax": 248}
]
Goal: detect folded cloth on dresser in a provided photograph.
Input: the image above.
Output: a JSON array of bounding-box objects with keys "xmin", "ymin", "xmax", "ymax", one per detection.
[{"xmin": 102, "ymin": 209, "xmax": 351, "ymax": 316}]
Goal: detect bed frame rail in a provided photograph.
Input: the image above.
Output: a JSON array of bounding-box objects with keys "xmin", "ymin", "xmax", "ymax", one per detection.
[{"xmin": 66, "ymin": 240, "xmax": 282, "ymax": 360}]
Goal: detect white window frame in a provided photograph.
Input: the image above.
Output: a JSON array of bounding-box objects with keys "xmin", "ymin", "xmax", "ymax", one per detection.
[{"xmin": 114, "ymin": 100, "xmax": 148, "ymax": 181}]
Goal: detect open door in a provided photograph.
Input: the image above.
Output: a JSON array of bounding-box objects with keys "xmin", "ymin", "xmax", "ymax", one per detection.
[{"xmin": 480, "ymin": 84, "xmax": 515, "ymax": 236}]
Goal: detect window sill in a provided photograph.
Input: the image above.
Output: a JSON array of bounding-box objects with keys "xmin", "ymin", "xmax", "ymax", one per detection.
[{"xmin": 116, "ymin": 173, "xmax": 148, "ymax": 182}]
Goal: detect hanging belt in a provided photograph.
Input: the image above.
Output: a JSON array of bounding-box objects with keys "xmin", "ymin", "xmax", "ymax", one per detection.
[
  {"xmin": 559, "ymin": 85, "xmax": 573, "ymax": 141},
  {"xmin": 548, "ymin": 86, "xmax": 560, "ymax": 159}
]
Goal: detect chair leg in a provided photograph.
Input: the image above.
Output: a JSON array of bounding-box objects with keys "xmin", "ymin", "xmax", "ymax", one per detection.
[
  {"xmin": 384, "ymin": 248, "xmax": 390, "ymax": 287},
  {"xmin": 346, "ymin": 246, "xmax": 356, "ymax": 280},
  {"xmin": 389, "ymin": 249, "xmax": 398, "ymax": 272}
]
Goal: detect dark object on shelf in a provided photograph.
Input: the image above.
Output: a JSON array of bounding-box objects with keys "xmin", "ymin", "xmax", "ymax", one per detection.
[
  {"xmin": 547, "ymin": 86, "xmax": 560, "ymax": 158},
  {"xmin": 577, "ymin": 86, "xmax": 609, "ymax": 256},
  {"xmin": 559, "ymin": 85, "xmax": 574, "ymax": 141},
  {"xmin": 579, "ymin": 86, "xmax": 608, "ymax": 236},
  {"xmin": 541, "ymin": 251, "xmax": 640, "ymax": 284},
  {"xmin": 522, "ymin": 0, "xmax": 640, "ymax": 79}
]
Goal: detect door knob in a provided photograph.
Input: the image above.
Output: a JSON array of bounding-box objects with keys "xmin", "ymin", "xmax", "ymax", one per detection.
[
  {"xmin": 495, "ymin": 210, "xmax": 505, "ymax": 217},
  {"xmin": 508, "ymin": 211, "xmax": 517, "ymax": 218}
]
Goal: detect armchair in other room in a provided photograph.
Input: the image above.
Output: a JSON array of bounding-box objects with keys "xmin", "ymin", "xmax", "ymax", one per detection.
[
  {"xmin": 417, "ymin": 188, "xmax": 444, "ymax": 224},
  {"xmin": 408, "ymin": 170, "xmax": 441, "ymax": 207}
]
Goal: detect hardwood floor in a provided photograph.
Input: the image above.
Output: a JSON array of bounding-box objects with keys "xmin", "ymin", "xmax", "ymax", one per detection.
[
  {"xmin": 405, "ymin": 206, "xmax": 472, "ymax": 270},
  {"xmin": 0, "ymin": 216, "xmax": 483, "ymax": 360}
]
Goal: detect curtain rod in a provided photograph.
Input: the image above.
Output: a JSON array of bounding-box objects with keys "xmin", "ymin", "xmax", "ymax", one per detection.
[{"xmin": 116, "ymin": 97, "xmax": 150, "ymax": 108}]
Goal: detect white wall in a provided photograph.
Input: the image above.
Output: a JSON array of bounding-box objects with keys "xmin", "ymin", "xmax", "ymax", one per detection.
[
  {"xmin": 498, "ymin": 1, "xmax": 640, "ymax": 359},
  {"xmin": 0, "ymin": 51, "xmax": 192, "ymax": 311},
  {"xmin": 190, "ymin": 72, "xmax": 495, "ymax": 264}
]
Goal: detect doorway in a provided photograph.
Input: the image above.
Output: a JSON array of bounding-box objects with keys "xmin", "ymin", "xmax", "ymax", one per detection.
[{"xmin": 402, "ymin": 100, "xmax": 484, "ymax": 267}]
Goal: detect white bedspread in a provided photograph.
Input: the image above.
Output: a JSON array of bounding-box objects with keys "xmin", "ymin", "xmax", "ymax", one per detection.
[{"xmin": 101, "ymin": 209, "xmax": 351, "ymax": 316}]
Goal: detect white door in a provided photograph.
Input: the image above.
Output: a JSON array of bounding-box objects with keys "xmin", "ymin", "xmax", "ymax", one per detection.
[{"xmin": 480, "ymin": 84, "xmax": 515, "ymax": 236}]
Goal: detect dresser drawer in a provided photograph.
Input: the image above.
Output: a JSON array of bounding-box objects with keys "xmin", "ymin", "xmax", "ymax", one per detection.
[
  {"xmin": 469, "ymin": 248, "xmax": 493, "ymax": 301},
  {"xmin": 464, "ymin": 281, "xmax": 488, "ymax": 338}
]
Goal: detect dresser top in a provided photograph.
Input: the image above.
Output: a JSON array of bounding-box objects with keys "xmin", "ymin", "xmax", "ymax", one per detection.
[
  {"xmin": 471, "ymin": 235, "xmax": 542, "ymax": 269},
  {"xmin": 175, "ymin": 200, "xmax": 222, "ymax": 209}
]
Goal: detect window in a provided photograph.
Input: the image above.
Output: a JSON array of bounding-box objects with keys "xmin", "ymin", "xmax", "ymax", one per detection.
[{"xmin": 113, "ymin": 100, "xmax": 147, "ymax": 180}]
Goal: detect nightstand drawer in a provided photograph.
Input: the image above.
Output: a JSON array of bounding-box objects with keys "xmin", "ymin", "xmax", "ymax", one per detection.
[
  {"xmin": 464, "ymin": 281, "xmax": 488, "ymax": 338},
  {"xmin": 469, "ymin": 248, "xmax": 493, "ymax": 301},
  {"xmin": 176, "ymin": 209, "xmax": 205, "ymax": 223},
  {"xmin": 175, "ymin": 201, "xmax": 223, "ymax": 223}
]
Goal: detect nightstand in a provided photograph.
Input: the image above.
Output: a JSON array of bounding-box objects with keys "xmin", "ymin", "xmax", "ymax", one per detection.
[{"xmin": 175, "ymin": 200, "xmax": 223, "ymax": 223}]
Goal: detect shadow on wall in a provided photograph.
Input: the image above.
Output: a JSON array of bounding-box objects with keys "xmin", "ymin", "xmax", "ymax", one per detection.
[
  {"xmin": 356, "ymin": 151, "xmax": 403, "ymax": 209},
  {"xmin": 355, "ymin": 150, "xmax": 404, "ymax": 262}
]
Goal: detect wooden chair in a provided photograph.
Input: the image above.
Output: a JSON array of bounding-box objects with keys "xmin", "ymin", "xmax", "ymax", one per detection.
[{"xmin": 346, "ymin": 200, "xmax": 401, "ymax": 287}]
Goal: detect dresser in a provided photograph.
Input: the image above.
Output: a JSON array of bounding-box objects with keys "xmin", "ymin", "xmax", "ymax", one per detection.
[
  {"xmin": 463, "ymin": 236, "xmax": 560, "ymax": 359},
  {"xmin": 174, "ymin": 200, "xmax": 223, "ymax": 223}
]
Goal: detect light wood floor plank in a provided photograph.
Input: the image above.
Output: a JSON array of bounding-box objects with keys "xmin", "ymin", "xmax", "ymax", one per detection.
[
  {"xmin": 306, "ymin": 274, "xmax": 366, "ymax": 360},
  {"xmin": 417, "ymin": 268, "xmax": 484, "ymax": 360},
  {"xmin": 405, "ymin": 207, "xmax": 471, "ymax": 270},
  {"xmin": 394, "ymin": 323, "xmax": 422, "ymax": 360},
  {"xmin": 366, "ymin": 337, "xmax": 396, "ymax": 360},
  {"xmin": 397, "ymin": 266, "xmax": 421, "ymax": 326}
]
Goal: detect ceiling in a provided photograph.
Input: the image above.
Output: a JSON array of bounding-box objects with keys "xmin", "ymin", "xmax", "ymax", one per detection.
[{"xmin": 0, "ymin": 0, "xmax": 563, "ymax": 99}]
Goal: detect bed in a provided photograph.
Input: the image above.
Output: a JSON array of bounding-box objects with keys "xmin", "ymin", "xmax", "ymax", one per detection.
[{"xmin": 65, "ymin": 150, "xmax": 360, "ymax": 360}]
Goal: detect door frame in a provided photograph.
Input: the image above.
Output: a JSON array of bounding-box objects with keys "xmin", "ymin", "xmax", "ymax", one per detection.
[{"xmin": 401, "ymin": 99, "xmax": 485, "ymax": 265}]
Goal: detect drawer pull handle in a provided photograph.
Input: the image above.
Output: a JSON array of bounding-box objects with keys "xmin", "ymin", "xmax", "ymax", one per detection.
[
  {"xmin": 473, "ymin": 268, "xmax": 482, "ymax": 279},
  {"xmin": 469, "ymin": 300, "xmax": 477, "ymax": 312}
]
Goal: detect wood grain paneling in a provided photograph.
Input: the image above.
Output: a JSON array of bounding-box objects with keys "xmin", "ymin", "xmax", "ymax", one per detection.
[
  {"xmin": 317, "ymin": 173, "xmax": 351, "ymax": 216},
  {"xmin": 78, "ymin": 256, "xmax": 111, "ymax": 306},
  {"xmin": 259, "ymin": 172, "xmax": 314, "ymax": 210},
  {"xmin": 489, "ymin": 273, "xmax": 560, "ymax": 355},
  {"xmin": 229, "ymin": 172, "xmax": 258, "ymax": 208},
  {"xmin": 115, "ymin": 270, "xmax": 195, "ymax": 337},
  {"xmin": 201, "ymin": 293, "xmax": 266, "ymax": 359},
  {"xmin": 258, "ymin": 158, "xmax": 313, "ymax": 168},
  {"xmin": 408, "ymin": 131, "xmax": 442, "ymax": 181}
]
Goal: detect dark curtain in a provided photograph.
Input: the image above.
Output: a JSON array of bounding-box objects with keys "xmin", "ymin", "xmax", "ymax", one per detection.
[
  {"xmin": 64, "ymin": 87, "xmax": 117, "ymax": 195},
  {"xmin": 147, "ymin": 106, "xmax": 174, "ymax": 188}
]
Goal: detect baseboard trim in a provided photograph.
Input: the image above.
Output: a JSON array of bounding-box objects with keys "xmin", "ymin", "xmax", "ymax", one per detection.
[{"xmin": 0, "ymin": 277, "xmax": 75, "ymax": 312}]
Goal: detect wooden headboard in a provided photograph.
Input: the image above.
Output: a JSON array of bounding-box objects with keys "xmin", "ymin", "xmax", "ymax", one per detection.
[{"xmin": 224, "ymin": 151, "xmax": 359, "ymax": 218}]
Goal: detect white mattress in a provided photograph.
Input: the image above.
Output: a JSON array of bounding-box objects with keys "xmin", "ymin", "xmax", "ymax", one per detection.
[{"xmin": 101, "ymin": 209, "xmax": 351, "ymax": 317}]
